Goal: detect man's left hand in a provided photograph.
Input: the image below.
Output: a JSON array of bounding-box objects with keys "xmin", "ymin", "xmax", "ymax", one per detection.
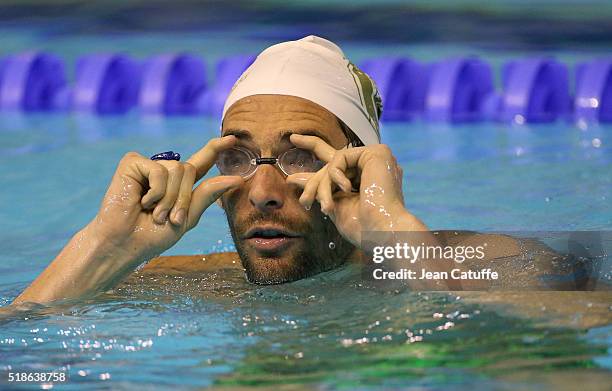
[{"xmin": 287, "ymin": 134, "xmax": 428, "ymax": 247}]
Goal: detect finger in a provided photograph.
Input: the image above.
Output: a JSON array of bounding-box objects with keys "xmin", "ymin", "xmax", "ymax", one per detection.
[
  {"xmin": 326, "ymin": 147, "xmax": 367, "ymax": 173},
  {"xmin": 328, "ymin": 146, "xmax": 392, "ymax": 194},
  {"xmin": 186, "ymin": 176, "xmax": 244, "ymax": 229},
  {"xmin": 326, "ymin": 150, "xmax": 361, "ymax": 192},
  {"xmin": 328, "ymin": 166, "xmax": 352, "ymax": 193},
  {"xmin": 169, "ymin": 162, "xmax": 196, "ymax": 226},
  {"xmin": 336, "ymin": 145, "xmax": 396, "ymax": 172},
  {"xmin": 131, "ymin": 160, "xmax": 169, "ymax": 209},
  {"xmin": 286, "ymin": 172, "xmax": 316, "ymax": 189},
  {"xmin": 186, "ymin": 135, "xmax": 237, "ymax": 180},
  {"xmin": 317, "ymin": 171, "xmax": 335, "ymax": 215},
  {"xmin": 152, "ymin": 161, "xmax": 184, "ymax": 224},
  {"xmin": 299, "ymin": 168, "xmax": 327, "ymax": 210},
  {"xmin": 289, "ymin": 134, "xmax": 337, "ymax": 162}
]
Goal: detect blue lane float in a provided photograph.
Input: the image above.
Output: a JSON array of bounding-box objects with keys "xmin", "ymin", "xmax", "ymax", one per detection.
[
  {"xmin": 574, "ymin": 59, "xmax": 612, "ymax": 124},
  {"xmin": 139, "ymin": 53, "xmax": 206, "ymax": 115},
  {"xmin": 197, "ymin": 54, "xmax": 255, "ymax": 116},
  {"xmin": 0, "ymin": 52, "xmax": 67, "ymax": 111},
  {"xmin": 425, "ymin": 57, "xmax": 494, "ymax": 122},
  {"xmin": 72, "ymin": 54, "xmax": 141, "ymax": 114},
  {"xmin": 359, "ymin": 57, "xmax": 427, "ymax": 121},
  {"xmin": 2, "ymin": 50, "xmax": 612, "ymax": 129},
  {"xmin": 498, "ymin": 57, "xmax": 570, "ymax": 124}
]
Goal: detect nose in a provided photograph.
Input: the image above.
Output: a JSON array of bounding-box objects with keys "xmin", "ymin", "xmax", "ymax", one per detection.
[{"xmin": 248, "ymin": 165, "xmax": 285, "ymax": 212}]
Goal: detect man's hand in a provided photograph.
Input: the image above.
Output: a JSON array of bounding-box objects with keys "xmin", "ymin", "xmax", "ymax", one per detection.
[
  {"xmin": 286, "ymin": 134, "xmax": 427, "ymax": 247},
  {"xmin": 12, "ymin": 135, "xmax": 242, "ymax": 305},
  {"xmin": 92, "ymin": 135, "xmax": 243, "ymax": 260}
]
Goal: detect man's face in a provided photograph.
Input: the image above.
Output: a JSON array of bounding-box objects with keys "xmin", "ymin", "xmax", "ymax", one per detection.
[{"xmin": 220, "ymin": 94, "xmax": 355, "ymax": 284}]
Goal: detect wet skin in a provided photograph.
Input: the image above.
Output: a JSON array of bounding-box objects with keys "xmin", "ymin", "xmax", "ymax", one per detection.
[
  {"xmin": 8, "ymin": 95, "xmax": 608, "ymax": 320},
  {"xmin": 218, "ymin": 95, "xmax": 357, "ymax": 284},
  {"xmin": 10, "ymin": 94, "xmax": 427, "ymax": 306}
]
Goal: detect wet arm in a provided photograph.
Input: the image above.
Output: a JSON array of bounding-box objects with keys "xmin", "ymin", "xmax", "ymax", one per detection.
[{"xmin": 11, "ymin": 223, "xmax": 145, "ymax": 306}]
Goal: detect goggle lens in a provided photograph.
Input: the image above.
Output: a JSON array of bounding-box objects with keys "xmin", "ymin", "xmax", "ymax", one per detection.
[
  {"xmin": 216, "ymin": 148, "xmax": 255, "ymax": 177},
  {"xmin": 279, "ymin": 148, "xmax": 324, "ymax": 175}
]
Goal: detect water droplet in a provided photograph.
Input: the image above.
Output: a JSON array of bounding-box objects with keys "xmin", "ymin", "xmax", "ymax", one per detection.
[
  {"xmin": 328, "ymin": 242, "xmax": 336, "ymax": 250},
  {"xmin": 577, "ymin": 119, "xmax": 588, "ymax": 131},
  {"xmin": 592, "ymin": 138, "xmax": 602, "ymax": 148},
  {"xmin": 514, "ymin": 114, "xmax": 525, "ymax": 125}
]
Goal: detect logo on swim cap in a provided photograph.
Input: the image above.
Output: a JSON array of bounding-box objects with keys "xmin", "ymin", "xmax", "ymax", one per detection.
[
  {"xmin": 230, "ymin": 67, "xmax": 252, "ymax": 95},
  {"xmin": 347, "ymin": 62, "xmax": 383, "ymax": 138}
]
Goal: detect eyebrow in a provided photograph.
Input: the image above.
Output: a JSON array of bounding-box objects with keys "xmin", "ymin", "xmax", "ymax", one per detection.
[
  {"xmin": 222, "ymin": 129, "xmax": 252, "ymax": 140},
  {"xmin": 283, "ymin": 129, "xmax": 332, "ymax": 145},
  {"xmin": 222, "ymin": 128, "xmax": 332, "ymax": 145}
]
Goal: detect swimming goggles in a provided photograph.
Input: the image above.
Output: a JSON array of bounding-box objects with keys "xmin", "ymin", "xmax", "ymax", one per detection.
[{"xmin": 216, "ymin": 146, "xmax": 325, "ymax": 179}]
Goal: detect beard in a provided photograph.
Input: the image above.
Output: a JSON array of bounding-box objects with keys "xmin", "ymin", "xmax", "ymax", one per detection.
[{"xmin": 224, "ymin": 203, "xmax": 352, "ymax": 285}]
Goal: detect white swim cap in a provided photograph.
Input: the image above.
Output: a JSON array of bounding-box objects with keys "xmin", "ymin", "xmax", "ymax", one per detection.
[{"xmin": 222, "ymin": 35, "xmax": 382, "ymax": 145}]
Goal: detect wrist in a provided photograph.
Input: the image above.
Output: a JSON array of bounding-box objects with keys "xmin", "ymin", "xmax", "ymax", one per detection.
[
  {"xmin": 368, "ymin": 202, "xmax": 425, "ymax": 232},
  {"xmin": 82, "ymin": 221, "xmax": 148, "ymax": 272},
  {"xmin": 60, "ymin": 223, "xmax": 147, "ymax": 297},
  {"xmin": 392, "ymin": 208, "xmax": 428, "ymax": 232}
]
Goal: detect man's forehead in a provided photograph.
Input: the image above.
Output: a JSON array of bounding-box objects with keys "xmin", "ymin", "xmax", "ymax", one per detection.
[
  {"xmin": 222, "ymin": 95, "xmax": 346, "ymax": 147},
  {"xmin": 224, "ymin": 95, "xmax": 335, "ymax": 119}
]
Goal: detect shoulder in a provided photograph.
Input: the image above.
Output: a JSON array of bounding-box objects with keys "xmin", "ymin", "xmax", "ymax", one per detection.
[{"xmin": 139, "ymin": 252, "xmax": 243, "ymax": 275}]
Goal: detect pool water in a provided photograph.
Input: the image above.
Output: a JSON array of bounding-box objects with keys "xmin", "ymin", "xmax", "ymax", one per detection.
[{"xmin": 1, "ymin": 31, "xmax": 612, "ymax": 390}]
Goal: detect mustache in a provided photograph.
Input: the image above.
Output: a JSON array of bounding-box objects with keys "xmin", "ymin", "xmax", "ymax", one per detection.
[{"xmin": 233, "ymin": 212, "xmax": 311, "ymax": 237}]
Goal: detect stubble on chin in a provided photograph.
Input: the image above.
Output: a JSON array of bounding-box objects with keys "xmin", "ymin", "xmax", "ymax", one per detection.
[
  {"xmin": 232, "ymin": 235, "xmax": 323, "ymax": 284},
  {"xmin": 222, "ymin": 199, "xmax": 353, "ymax": 284}
]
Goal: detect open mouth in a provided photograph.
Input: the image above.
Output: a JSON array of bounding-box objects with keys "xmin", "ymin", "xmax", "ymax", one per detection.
[
  {"xmin": 245, "ymin": 228, "xmax": 299, "ymax": 239},
  {"xmin": 243, "ymin": 226, "xmax": 301, "ymax": 254}
]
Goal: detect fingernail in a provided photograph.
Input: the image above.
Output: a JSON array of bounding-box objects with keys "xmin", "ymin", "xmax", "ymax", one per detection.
[
  {"xmin": 320, "ymin": 202, "xmax": 328, "ymax": 214},
  {"xmin": 174, "ymin": 209, "xmax": 185, "ymax": 225},
  {"xmin": 157, "ymin": 209, "xmax": 169, "ymax": 223},
  {"xmin": 345, "ymin": 179, "xmax": 353, "ymax": 191}
]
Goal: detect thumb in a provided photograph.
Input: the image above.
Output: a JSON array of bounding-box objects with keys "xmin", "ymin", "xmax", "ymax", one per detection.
[{"xmin": 186, "ymin": 176, "xmax": 243, "ymax": 229}]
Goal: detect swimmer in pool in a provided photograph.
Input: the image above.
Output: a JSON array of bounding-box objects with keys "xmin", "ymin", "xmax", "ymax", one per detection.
[{"xmin": 7, "ymin": 36, "xmax": 605, "ymax": 309}]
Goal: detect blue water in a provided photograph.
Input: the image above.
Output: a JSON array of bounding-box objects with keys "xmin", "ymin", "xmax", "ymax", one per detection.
[{"xmin": 1, "ymin": 30, "xmax": 612, "ymax": 390}]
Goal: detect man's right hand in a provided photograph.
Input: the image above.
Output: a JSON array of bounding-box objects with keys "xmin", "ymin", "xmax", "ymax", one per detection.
[
  {"xmin": 12, "ymin": 135, "xmax": 243, "ymax": 306},
  {"xmin": 90, "ymin": 135, "xmax": 243, "ymax": 262}
]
